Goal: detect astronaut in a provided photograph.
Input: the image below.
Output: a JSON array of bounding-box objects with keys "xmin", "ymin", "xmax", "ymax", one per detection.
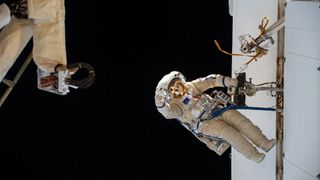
[
  {"xmin": 155, "ymin": 71, "xmax": 276, "ymax": 163},
  {"xmin": 0, "ymin": 0, "xmax": 95, "ymax": 95}
]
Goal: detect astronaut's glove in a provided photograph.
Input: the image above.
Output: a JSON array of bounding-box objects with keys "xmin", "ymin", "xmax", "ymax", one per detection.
[
  {"xmin": 223, "ymin": 76, "xmax": 238, "ymax": 88},
  {"xmin": 58, "ymin": 63, "xmax": 96, "ymax": 89},
  {"xmin": 155, "ymin": 94, "xmax": 166, "ymax": 108},
  {"xmin": 55, "ymin": 64, "xmax": 79, "ymax": 77},
  {"xmin": 217, "ymin": 141, "xmax": 230, "ymax": 155}
]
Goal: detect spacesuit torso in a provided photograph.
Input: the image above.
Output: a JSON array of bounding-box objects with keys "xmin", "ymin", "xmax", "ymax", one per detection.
[{"xmin": 171, "ymin": 86, "xmax": 219, "ymax": 130}]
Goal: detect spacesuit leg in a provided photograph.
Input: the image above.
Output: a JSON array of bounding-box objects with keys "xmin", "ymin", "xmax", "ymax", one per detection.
[
  {"xmin": 199, "ymin": 119, "xmax": 265, "ymax": 162},
  {"xmin": 221, "ymin": 109, "xmax": 275, "ymax": 152},
  {"xmin": 28, "ymin": 0, "xmax": 67, "ymax": 72},
  {"xmin": 0, "ymin": 16, "xmax": 33, "ymax": 82}
]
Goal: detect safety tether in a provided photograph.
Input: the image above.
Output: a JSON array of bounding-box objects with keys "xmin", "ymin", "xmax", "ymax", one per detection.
[
  {"xmin": 211, "ymin": 104, "xmax": 276, "ymax": 118},
  {"xmin": 67, "ymin": 62, "xmax": 96, "ymax": 89}
]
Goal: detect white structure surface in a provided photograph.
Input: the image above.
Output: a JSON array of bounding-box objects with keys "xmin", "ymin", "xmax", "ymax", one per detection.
[
  {"xmin": 230, "ymin": 0, "xmax": 278, "ymax": 179},
  {"xmin": 230, "ymin": 0, "xmax": 320, "ymax": 180},
  {"xmin": 284, "ymin": 1, "xmax": 320, "ymax": 180}
]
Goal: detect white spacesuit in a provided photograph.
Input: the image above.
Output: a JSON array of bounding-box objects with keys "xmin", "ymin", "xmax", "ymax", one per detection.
[
  {"xmin": 0, "ymin": 3, "xmax": 10, "ymax": 29},
  {"xmin": 155, "ymin": 71, "xmax": 276, "ymax": 163},
  {"xmin": 0, "ymin": 0, "xmax": 95, "ymax": 95},
  {"xmin": 0, "ymin": 0, "xmax": 67, "ymax": 81}
]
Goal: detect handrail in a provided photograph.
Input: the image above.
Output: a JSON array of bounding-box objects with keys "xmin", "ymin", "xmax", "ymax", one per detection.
[{"xmin": 0, "ymin": 52, "xmax": 33, "ymax": 108}]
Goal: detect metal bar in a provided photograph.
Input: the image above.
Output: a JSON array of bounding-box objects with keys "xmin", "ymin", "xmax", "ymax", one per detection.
[
  {"xmin": 255, "ymin": 17, "xmax": 285, "ymax": 45},
  {"xmin": 288, "ymin": 0, "xmax": 320, "ymax": 2},
  {"xmin": 0, "ymin": 52, "xmax": 33, "ymax": 108},
  {"xmin": 276, "ymin": 0, "xmax": 285, "ymax": 180},
  {"xmin": 265, "ymin": 16, "xmax": 285, "ymax": 37},
  {"xmin": 2, "ymin": 79, "xmax": 14, "ymax": 87},
  {"xmin": 255, "ymin": 87, "xmax": 284, "ymax": 92}
]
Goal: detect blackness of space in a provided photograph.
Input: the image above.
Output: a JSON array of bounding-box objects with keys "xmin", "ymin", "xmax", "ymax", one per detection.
[{"xmin": 0, "ymin": 0, "xmax": 233, "ymax": 179}]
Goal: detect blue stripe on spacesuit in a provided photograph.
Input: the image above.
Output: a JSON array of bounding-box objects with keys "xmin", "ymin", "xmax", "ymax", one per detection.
[
  {"xmin": 196, "ymin": 110, "xmax": 207, "ymax": 130},
  {"xmin": 222, "ymin": 76, "xmax": 226, "ymax": 87}
]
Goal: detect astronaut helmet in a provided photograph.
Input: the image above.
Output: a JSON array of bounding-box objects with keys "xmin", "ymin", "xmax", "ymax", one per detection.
[{"xmin": 155, "ymin": 71, "xmax": 187, "ymax": 101}]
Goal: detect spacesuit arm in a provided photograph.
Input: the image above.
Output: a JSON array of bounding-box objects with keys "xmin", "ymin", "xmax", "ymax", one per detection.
[
  {"xmin": 188, "ymin": 74, "xmax": 238, "ymax": 94},
  {"xmin": 0, "ymin": 3, "xmax": 10, "ymax": 29},
  {"xmin": 155, "ymin": 94, "xmax": 183, "ymax": 119}
]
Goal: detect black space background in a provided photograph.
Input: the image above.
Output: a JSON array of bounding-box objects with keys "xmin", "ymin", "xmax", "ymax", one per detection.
[{"xmin": 0, "ymin": 0, "xmax": 233, "ymax": 179}]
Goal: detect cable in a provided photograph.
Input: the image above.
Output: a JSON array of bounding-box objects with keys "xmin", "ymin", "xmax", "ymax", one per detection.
[
  {"xmin": 67, "ymin": 62, "xmax": 96, "ymax": 89},
  {"xmin": 214, "ymin": 40, "xmax": 255, "ymax": 57}
]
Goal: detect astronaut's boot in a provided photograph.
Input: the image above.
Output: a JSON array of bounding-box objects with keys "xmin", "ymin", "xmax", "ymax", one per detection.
[
  {"xmin": 251, "ymin": 151, "xmax": 266, "ymax": 163},
  {"xmin": 261, "ymin": 138, "xmax": 276, "ymax": 153}
]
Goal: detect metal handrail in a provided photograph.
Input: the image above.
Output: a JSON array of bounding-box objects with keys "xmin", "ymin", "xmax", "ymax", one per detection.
[{"xmin": 0, "ymin": 52, "xmax": 33, "ymax": 108}]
